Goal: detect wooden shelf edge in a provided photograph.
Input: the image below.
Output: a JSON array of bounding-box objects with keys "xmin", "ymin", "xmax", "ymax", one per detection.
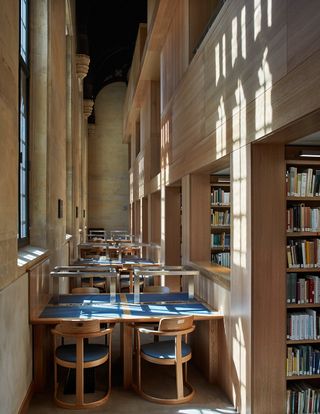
[
  {"xmin": 287, "ymin": 196, "xmax": 320, "ymax": 201},
  {"xmin": 186, "ymin": 261, "xmax": 231, "ymax": 291},
  {"xmin": 287, "ymin": 375, "xmax": 320, "ymax": 380},
  {"xmin": 286, "ymin": 232, "xmax": 320, "ymax": 237},
  {"xmin": 287, "ymin": 339, "xmax": 320, "ymax": 344},
  {"xmin": 287, "ymin": 303, "xmax": 320, "ymax": 309},
  {"xmin": 287, "ymin": 268, "xmax": 320, "ymax": 272},
  {"xmin": 286, "ymin": 159, "xmax": 320, "ymax": 166}
]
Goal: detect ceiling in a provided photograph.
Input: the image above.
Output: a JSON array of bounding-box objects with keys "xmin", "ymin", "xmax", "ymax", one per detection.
[{"xmin": 76, "ymin": 0, "xmax": 147, "ymax": 99}]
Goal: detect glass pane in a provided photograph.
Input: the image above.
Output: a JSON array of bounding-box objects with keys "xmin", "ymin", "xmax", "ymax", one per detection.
[
  {"xmin": 19, "ymin": 70, "xmax": 28, "ymax": 239},
  {"xmin": 20, "ymin": 0, "xmax": 27, "ymax": 63}
]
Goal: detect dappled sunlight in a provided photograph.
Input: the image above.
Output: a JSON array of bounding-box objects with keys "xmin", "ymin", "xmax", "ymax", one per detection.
[
  {"xmin": 138, "ymin": 157, "xmax": 144, "ymax": 198},
  {"xmin": 254, "ymin": 0, "xmax": 261, "ymax": 41},
  {"xmin": 215, "ymin": 42, "xmax": 220, "ymax": 85},
  {"xmin": 129, "ymin": 172, "xmax": 133, "ymax": 204},
  {"xmin": 232, "ymin": 80, "xmax": 247, "ymax": 148},
  {"xmin": 179, "ymin": 408, "xmax": 237, "ymax": 414},
  {"xmin": 216, "ymin": 97, "xmax": 227, "ymax": 158},
  {"xmin": 231, "ymin": 17, "xmax": 238, "ymax": 68},
  {"xmin": 255, "ymin": 47, "xmax": 272, "ymax": 139},
  {"xmin": 241, "ymin": 6, "xmax": 246, "ymax": 59},
  {"xmin": 233, "ymin": 318, "xmax": 247, "ymax": 412}
]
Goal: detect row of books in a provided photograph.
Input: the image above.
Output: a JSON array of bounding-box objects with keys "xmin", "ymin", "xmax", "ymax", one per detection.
[
  {"xmin": 210, "ymin": 189, "xmax": 230, "ymax": 205},
  {"xmin": 287, "ymin": 239, "xmax": 320, "ymax": 268},
  {"xmin": 287, "ymin": 205, "xmax": 320, "ymax": 232},
  {"xmin": 287, "ymin": 383, "xmax": 320, "ymax": 414},
  {"xmin": 287, "ymin": 273, "xmax": 320, "ymax": 304},
  {"xmin": 287, "ymin": 345, "xmax": 320, "ymax": 376},
  {"xmin": 211, "ymin": 232, "xmax": 230, "ymax": 248},
  {"xmin": 211, "ymin": 210, "xmax": 230, "ymax": 226},
  {"xmin": 287, "ymin": 167, "xmax": 320, "ymax": 197},
  {"xmin": 287, "ymin": 310, "xmax": 319, "ymax": 340},
  {"xmin": 211, "ymin": 252, "xmax": 230, "ymax": 268}
]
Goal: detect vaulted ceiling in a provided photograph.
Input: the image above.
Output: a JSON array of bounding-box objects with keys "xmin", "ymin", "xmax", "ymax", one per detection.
[{"xmin": 76, "ymin": 0, "xmax": 147, "ymax": 100}]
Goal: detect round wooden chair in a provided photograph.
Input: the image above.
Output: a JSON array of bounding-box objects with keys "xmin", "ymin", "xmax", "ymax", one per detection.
[
  {"xmin": 134, "ymin": 315, "xmax": 195, "ymax": 404},
  {"xmin": 71, "ymin": 287, "xmax": 100, "ymax": 294},
  {"xmin": 51, "ymin": 320, "xmax": 113, "ymax": 409},
  {"xmin": 143, "ymin": 285, "xmax": 170, "ymax": 293}
]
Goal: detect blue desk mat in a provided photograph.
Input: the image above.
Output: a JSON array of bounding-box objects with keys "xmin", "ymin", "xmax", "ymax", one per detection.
[
  {"xmin": 49, "ymin": 294, "xmax": 121, "ymax": 304},
  {"xmin": 40, "ymin": 304, "xmax": 123, "ymax": 319},
  {"xmin": 126, "ymin": 302, "xmax": 214, "ymax": 316},
  {"xmin": 125, "ymin": 293, "xmax": 191, "ymax": 303}
]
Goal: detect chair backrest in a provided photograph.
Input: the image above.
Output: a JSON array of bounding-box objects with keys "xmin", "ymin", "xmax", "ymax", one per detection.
[
  {"xmin": 54, "ymin": 319, "xmax": 101, "ymax": 336},
  {"xmin": 158, "ymin": 315, "xmax": 194, "ymax": 332},
  {"xmin": 71, "ymin": 287, "xmax": 100, "ymax": 294},
  {"xmin": 144, "ymin": 285, "xmax": 170, "ymax": 293}
]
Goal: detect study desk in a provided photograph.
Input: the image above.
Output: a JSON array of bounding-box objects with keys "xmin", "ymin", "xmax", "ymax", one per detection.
[
  {"xmin": 50, "ymin": 266, "xmax": 118, "ymax": 298},
  {"xmin": 73, "ymin": 257, "xmax": 161, "ymax": 292},
  {"xmin": 30, "ymin": 293, "xmax": 222, "ymax": 390},
  {"xmin": 133, "ymin": 266, "xmax": 199, "ymax": 298}
]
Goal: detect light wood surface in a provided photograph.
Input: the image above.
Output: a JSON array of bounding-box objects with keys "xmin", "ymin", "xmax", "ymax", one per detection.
[
  {"xmin": 190, "ymin": 174, "xmax": 211, "ymax": 262},
  {"xmin": 251, "ymin": 144, "xmax": 286, "ymax": 414}
]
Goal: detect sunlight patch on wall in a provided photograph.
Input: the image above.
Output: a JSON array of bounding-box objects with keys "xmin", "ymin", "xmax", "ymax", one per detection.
[
  {"xmin": 138, "ymin": 157, "xmax": 144, "ymax": 198},
  {"xmin": 255, "ymin": 48, "xmax": 272, "ymax": 139},
  {"xmin": 215, "ymin": 42, "xmax": 220, "ymax": 85},
  {"xmin": 231, "ymin": 17, "xmax": 238, "ymax": 68},
  {"xmin": 232, "ymin": 80, "xmax": 247, "ymax": 149},
  {"xmin": 216, "ymin": 97, "xmax": 227, "ymax": 158},
  {"xmin": 241, "ymin": 6, "xmax": 246, "ymax": 59},
  {"xmin": 254, "ymin": 0, "xmax": 261, "ymax": 41},
  {"xmin": 267, "ymin": 0, "xmax": 272, "ymax": 27}
]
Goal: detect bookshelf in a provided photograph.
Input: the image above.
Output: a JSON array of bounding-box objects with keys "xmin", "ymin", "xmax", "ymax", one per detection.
[
  {"xmin": 210, "ymin": 175, "xmax": 230, "ymax": 268},
  {"xmin": 285, "ymin": 147, "xmax": 320, "ymax": 412}
]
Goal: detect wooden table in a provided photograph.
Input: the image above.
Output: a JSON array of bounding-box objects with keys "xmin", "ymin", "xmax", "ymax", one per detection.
[
  {"xmin": 133, "ymin": 266, "xmax": 199, "ymax": 298},
  {"xmin": 30, "ymin": 292, "xmax": 222, "ymax": 391},
  {"xmin": 50, "ymin": 266, "xmax": 118, "ymax": 298},
  {"xmin": 72, "ymin": 257, "xmax": 161, "ymax": 293}
]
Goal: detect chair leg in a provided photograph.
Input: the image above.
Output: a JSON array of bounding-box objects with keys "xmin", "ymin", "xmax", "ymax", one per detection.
[
  {"xmin": 76, "ymin": 338, "xmax": 84, "ymax": 406},
  {"xmin": 176, "ymin": 360, "xmax": 184, "ymax": 399}
]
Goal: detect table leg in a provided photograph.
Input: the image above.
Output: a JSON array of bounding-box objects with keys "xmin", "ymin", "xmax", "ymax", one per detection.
[
  {"xmin": 121, "ymin": 323, "xmax": 133, "ymax": 389},
  {"xmin": 33, "ymin": 324, "xmax": 53, "ymax": 392}
]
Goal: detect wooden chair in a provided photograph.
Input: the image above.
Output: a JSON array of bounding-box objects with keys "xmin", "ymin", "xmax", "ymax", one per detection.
[
  {"xmin": 134, "ymin": 315, "xmax": 195, "ymax": 404},
  {"xmin": 143, "ymin": 285, "xmax": 170, "ymax": 293},
  {"xmin": 71, "ymin": 287, "xmax": 100, "ymax": 294},
  {"xmin": 51, "ymin": 320, "xmax": 113, "ymax": 409}
]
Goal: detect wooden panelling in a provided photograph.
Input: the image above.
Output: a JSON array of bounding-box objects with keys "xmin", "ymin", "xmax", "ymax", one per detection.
[
  {"xmin": 190, "ymin": 174, "xmax": 211, "ymax": 261},
  {"xmin": 251, "ymin": 144, "xmax": 286, "ymax": 414},
  {"xmin": 287, "ymin": 0, "xmax": 320, "ymax": 71},
  {"xmin": 150, "ymin": 191, "xmax": 161, "ymax": 244},
  {"xmin": 160, "ymin": 0, "xmax": 189, "ymax": 113},
  {"xmin": 29, "ymin": 258, "xmax": 50, "ymax": 321},
  {"xmin": 165, "ymin": 186, "xmax": 181, "ymax": 266}
]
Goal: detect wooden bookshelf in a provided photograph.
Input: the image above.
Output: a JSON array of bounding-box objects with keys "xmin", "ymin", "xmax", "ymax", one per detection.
[
  {"xmin": 210, "ymin": 175, "xmax": 230, "ymax": 268},
  {"xmin": 287, "ymin": 375, "xmax": 320, "ymax": 381},
  {"xmin": 287, "ymin": 303, "xmax": 320, "ymax": 309},
  {"xmin": 285, "ymin": 146, "xmax": 320, "ymax": 411}
]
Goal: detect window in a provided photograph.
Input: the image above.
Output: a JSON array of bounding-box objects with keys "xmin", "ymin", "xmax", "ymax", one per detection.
[{"xmin": 19, "ymin": 0, "xmax": 29, "ymax": 244}]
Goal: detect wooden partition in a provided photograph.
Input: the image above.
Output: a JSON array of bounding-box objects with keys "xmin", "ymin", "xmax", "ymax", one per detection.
[
  {"xmin": 251, "ymin": 143, "xmax": 286, "ymax": 413},
  {"xmin": 190, "ymin": 174, "xmax": 211, "ymax": 262}
]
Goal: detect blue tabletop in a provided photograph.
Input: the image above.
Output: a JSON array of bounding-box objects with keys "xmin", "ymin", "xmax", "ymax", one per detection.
[{"xmin": 39, "ymin": 293, "xmax": 218, "ymax": 320}]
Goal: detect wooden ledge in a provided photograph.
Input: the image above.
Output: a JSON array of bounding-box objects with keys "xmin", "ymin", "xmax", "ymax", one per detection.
[
  {"xmin": 17, "ymin": 246, "xmax": 49, "ymax": 276},
  {"xmin": 186, "ymin": 261, "xmax": 231, "ymax": 290}
]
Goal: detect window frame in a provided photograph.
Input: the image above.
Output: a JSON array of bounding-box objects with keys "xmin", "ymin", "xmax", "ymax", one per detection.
[{"xmin": 18, "ymin": 0, "xmax": 30, "ymax": 247}]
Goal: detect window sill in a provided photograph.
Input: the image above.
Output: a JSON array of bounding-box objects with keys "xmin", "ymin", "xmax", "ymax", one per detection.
[{"xmin": 17, "ymin": 245, "xmax": 49, "ymax": 276}]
